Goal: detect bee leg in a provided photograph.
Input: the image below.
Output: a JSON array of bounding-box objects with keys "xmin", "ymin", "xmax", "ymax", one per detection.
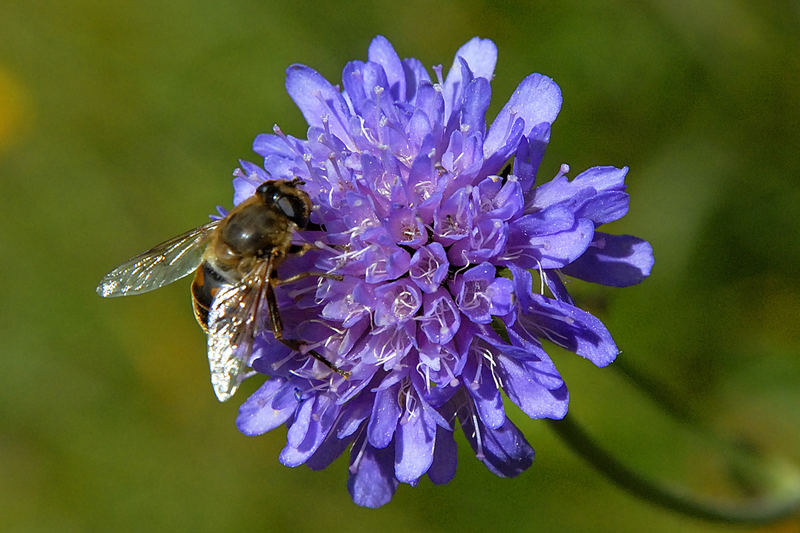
[
  {"xmin": 288, "ymin": 243, "xmax": 311, "ymax": 255},
  {"xmin": 273, "ymin": 271, "xmax": 344, "ymax": 287},
  {"xmin": 266, "ymin": 283, "xmax": 351, "ymax": 378}
]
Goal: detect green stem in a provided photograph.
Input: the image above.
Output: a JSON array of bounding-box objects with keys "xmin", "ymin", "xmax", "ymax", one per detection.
[
  {"xmin": 548, "ymin": 415, "xmax": 800, "ymax": 524},
  {"xmin": 612, "ymin": 357, "xmax": 785, "ymax": 494}
]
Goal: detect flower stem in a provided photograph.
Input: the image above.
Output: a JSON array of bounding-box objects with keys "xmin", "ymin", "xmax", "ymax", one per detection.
[{"xmin": 547, "ymin": 415, "xmax": 800, "ymax": 524}]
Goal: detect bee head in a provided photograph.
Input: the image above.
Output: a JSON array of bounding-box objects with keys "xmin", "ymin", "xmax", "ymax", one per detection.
[{"xmin": 256, "ymin": 179, "xmax": 311, "ymax": 228}]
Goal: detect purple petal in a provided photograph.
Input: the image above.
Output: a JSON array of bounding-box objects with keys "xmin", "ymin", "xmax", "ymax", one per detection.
[
  {"xmin": 387, "ymin": 207, "xmax": 427, "ymax": 247},
  {"xmin": 543, "ymin": 270, "xmax": 574, "ymax": 304},
  {"xmin": 306, "ymin": 430, "xmax": 356, "ymax": 471},
  {"xmin": 233, "ymin": 160, "xmax": 269, "ymax": 204},
  {"xmin": 530, "ymin": 166, "xmax": 628, "ymax": 213},
  {"xmin": 364, "ymin": 245, "xmax": 411, "ymax": 283},
  {"xmin": 420, "ymin": 289, "xmax": 461, "ymax": 344},
  {"xmin": 373, "ymin": 279, "xmax": 422, "ymax": 326},
  {"xmin": 367, "ymin": 385, "xmax": 401, "ymax": 448},
  {"xmin": 252, "ymin": 133, "xmax": 296, "ymax": 158},
  {"xmin": 458, "ymin": 403, "xmax": 535, "ymax": 478},
  {"xmin": 577, "ymin": 191, "xmax": 630, "ymax": 225},
  {"xmin": 505, "ymin": 214, "xmax": 594, "ymax": 269},
  {"xmin": 485, "ymin": 73, "xmax": 562, "ymax": 162},
  {"xmin": 463, "ymin": 348, "xmax": 505, "ymax": 428},
  {"xmin": 409, "ymin": 243, "xmax": 449, "ymax": 294},
  {"xmin": 337, "ymin": 393, "xmax": 373, "ymax": 438},
  {"xmin": 280, "ymin": 395, "xmax": 340, "ymax": 467},
  {"xmin": 447, "ymin": 37, "xmax": 498, "ymax": 82},
  {"xmin": 460, "ymin": 77, "xmax": 491, "ymax": 135},
  {"xmin": 348, "ymin": 435, "xmax": 398, "ymax": 508},
  {"xmin": 481, "ymin": 116, "xmax": 525, "ymax": 174},
  {"xmin": 307, "ymin": 396, "xmax": 372, "ymax": 470},
  {"xmin": 514, "ymin": 124, "xmax": 551, "ymax": 192},
  {"xmin": 412, "ymin": 83, "xmax": 445, "ymax": 140},
  {"xmin": 368, "ymin": 35, "xmax": 405, "ymax": 100},
  {"xmin": 562, "ymin": 233, "xmax": 654, "ymax": 287},
  {"xmin": 451, "ymin": 262, "xmax": 494, "ymax": 323},
  {"xmin": 574, "ymin": 165, "xmax": 627, "ymax": 191},
  {"xmin": 513, "ymin": 205, "xmax": 575, "ymax": 235},
  {"xmin": 474, "ymin": 175, "xmax": 523, "ymax": 221},
  {"xmin": 443, "ymin": 37, "xmax": 498, "ymax": 121},
  {"xmin": 341, "ymin": 61, "xmax": 370, "ymax": 115},
  {"xmin": 427, "ymin": 425, "xmax": 457, "ymax": 485},
  {"xmin": 434, "ymin": 186, "xmax": 474, "ymax": 245},
  {"xmin": 285, "ymin": 64, "xmax": 352, "ymax": 148},
  {"xmin": 405, "ymin": 109, "xmax": 433, "ymax": 153},
  {"xmin": 285, "ymin": 394, "xmax": 313, "ymax": 448},
  {"xmin": 488, "ymin": 277, "xmax": 514, "ymax": 316},
  {"xmin": 528, "ymin": 219, "xmax": 594, "ymax": 268},
  {"xmin": 441, "ymin": 130, "xmax": 485, "ymax": 197},
  {"xmin": 402, "ymin": 57, "xmax": 431, "ymax": 102},
  {"xmin": 495, "ymin": 344, "xmax": 569, "ymax": 420},
  {"xmin": 448, "ymin": 218, "xmax": 508, "ymax": 267},
  {"xmin": 512, "ymin": 267, "xmax": 618, "ymax": 367},
  {"xmin": 452, "ymin": 262, "xmax": 513, "ymax": 324},
  {"xmin": 236, "ymin": 378, "xmax": 294, "ymax": 436},
  {"xmin": 394, "ymin": 405, "xmax": 436, "ymax": 483}
]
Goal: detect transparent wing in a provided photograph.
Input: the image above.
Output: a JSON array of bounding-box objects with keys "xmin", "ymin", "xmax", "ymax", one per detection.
[
  {"xmin": 206, "ymin": 260, "xmax": 271, "ymax": 402},
  {"xmin": 96, "ymin": 220, "xmax": 221, "ymax": 298}
]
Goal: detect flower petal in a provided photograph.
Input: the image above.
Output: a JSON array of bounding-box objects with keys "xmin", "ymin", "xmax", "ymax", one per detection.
[
  {"xmin": 505, "ymin": 214, "xmax": 594, "ymax": 269},
  {"xmin": 512, "ymin": 266, "xmax": 618, "ymax": 367},
  {"xmin": 543, "ymin": 270, "xmax": 574, "ymax": 304},
  {"xmin": 463, "ymin": 348, "xmax": 505, "ymax": 428},
  {"xmin": 530, "ymin": 166, "xmax": 628, "ymax": 213},
  {"xmin": 562, "ymin": 232, "xmax": 654, "ymax": 287},
  {"xmin": 458, "ymin": 402, "xmax": 535, "ymax": 478},
  {"xmin": 306, "ymin": 395, "xmax": 371, "ymax": 470},
  {"xmin": 447, "ymin": 37, "xmax": 498, "ymax": 82},
  {"xmin": 573, "ymin": 165, "xmax": 627, "ymax": 191},
  {"xmin": 348, "ymin": 435, "xmax": 398, "ymax": 508},
  {"xmin": 236, "ymin": 378, "xmax": 294, "ymax": 436},
  {"xmin": 528, "ymin": 219, "xmax": 594, "ymax": 268},
  {"xmin": 514, "ymin": 123, "xmax": 551, "ymax": 192},
  {"xmin": 443, "ymin": 37, "xmax": 497, "ymax": 121},
  {"xmin": 577, "ymin": 191, "xmax": 630, "ymax": 225},
  {"xmin": 368, "ymin": 35, "xmax": 406, "ymax": 101},
  {"xmin": 280, "ymin": 395, "xmax": 340, "ymax": 467},
  {"xmin": 402, "ymin": 57, "xmax": 431, "ymax": 101},
  {"xmin": 420, "ymin": 289, "xmax": 461, "ymax": 344},
  {"xmin": 427, "ymin": 425, "xmax": 457, "ymax": 485},
  {"xmin": 494, "ymin": 343, "xmax": 569, "ymax": 420},
  {"xmin": 409, "ymin": 243, "xmax": 449, "ymax": 294},
  {"xmin": 485, "ymin": 73, "xmax": 561, "ymax": 162},
  {"xmin": 285, "ymin": 64, "xmax": 352, "ymax": 148},
  {"xmin": 367, "ymin": 384, "xmax": 401, "ymax": 449},
  {"xmin": 460, "ymin": 77, "xmax": 491, "ymax": 135},
  {"xmin": 394, "ymin": 406, "xmax": 436, "ymax": 483}
]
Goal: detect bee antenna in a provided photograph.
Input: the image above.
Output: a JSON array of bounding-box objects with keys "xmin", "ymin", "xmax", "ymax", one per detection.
[{"xmin": 289, "ymin": 177, "xmax": 306, "ymax": 187}]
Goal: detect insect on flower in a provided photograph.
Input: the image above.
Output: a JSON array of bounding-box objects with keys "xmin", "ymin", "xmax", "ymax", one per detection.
[
  {"xmin": 96, "ymin": 35, "xmax": 655, "ymax": 508},
  {"xmin": 96, "ymin": 178, "xmax": 348, "ymax": 401}
]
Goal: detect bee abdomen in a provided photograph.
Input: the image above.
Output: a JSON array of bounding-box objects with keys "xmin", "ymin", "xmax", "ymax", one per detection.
[{"xmin": 191, "ymin": 262, "xmax": 231, "ymax": 332}]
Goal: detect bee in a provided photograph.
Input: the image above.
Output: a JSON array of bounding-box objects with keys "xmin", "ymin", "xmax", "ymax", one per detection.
[{"xmin": 96, "ymin": 178, "xmax": 347, "ymax": 402}]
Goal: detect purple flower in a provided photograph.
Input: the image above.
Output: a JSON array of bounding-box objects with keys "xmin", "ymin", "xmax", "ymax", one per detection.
[{"xmin": 232, "ymin": 36, "xmax": 653, "ymax": 507}]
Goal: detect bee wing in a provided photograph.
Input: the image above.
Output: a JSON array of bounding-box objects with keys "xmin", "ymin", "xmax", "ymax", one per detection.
[
  {"xmin": 96, "ymin": 220, "xmax": 221, "ymax": 298},
  {"xmin": 206, "ymin": 260, "xmax": 271, "ymax": 402}
]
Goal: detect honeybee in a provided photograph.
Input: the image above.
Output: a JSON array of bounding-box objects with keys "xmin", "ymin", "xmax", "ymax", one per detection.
[{"xmin": 97, "ymin": 178, "xmax": 347, "ymax": 402}]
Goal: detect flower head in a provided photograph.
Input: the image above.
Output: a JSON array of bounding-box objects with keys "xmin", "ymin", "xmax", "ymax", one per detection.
[{"xmin": 232, "ymin": 36, "xmax": 653, "ymax": 507}]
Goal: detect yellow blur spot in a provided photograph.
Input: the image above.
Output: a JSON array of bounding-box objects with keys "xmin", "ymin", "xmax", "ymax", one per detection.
[{"xmin": 0, "ymin": 66, "xmax": 32, "ymax": 153}]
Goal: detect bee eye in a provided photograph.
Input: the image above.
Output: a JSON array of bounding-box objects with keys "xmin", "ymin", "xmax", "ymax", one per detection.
[
  {"xmin": 277, "ymin": 196, "xmax": 296, "ymax": 219},
  {"xmin": 256, "ymin": 182, "xmax": 269, "ymax": 195},
  {"xmin": 276, "ymin": 195, "xmax": 309, "ymax": 228}
]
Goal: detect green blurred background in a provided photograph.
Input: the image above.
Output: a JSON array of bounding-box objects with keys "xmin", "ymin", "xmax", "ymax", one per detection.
[{"xmin": 2, "ymin": 1, "xmax": 799, "ymax": 531}]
